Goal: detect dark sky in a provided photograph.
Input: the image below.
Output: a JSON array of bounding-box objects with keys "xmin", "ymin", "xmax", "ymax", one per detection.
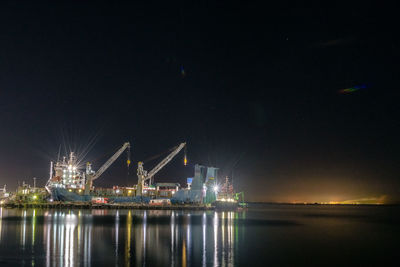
[{"xmin": 0, "ymin": 1, "xmax": 399, "ymax": 203}]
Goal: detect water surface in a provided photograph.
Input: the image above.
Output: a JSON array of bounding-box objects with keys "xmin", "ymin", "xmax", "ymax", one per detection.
[{"xmin": 0, "ymin": 204, "xmax": 398, "ymax": 266}]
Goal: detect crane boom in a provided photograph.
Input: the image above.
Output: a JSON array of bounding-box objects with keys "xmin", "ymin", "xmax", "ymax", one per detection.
[
  {"xmin": 146, "ymin": 142, "xmax": 186, "ymax": 181},
  {"xmin": 92, "ymin": 142, "xmax": 130, "ymax": 180},
  {"xmin": 84, "ymin": 142, "xmax": 130, "ymax": 194},
  {"xmin": 136, "ymin": 142, "xmax": 186, "ymax": 196}
]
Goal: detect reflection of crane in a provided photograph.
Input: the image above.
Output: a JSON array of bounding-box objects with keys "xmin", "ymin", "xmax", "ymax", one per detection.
[
  {"xmin": 136, "ymin": 142, "xmax": 186, "ymax": 196},
  {"xmin": 84, "ymin": 142, "xmax": 130, "ymax": 194}
]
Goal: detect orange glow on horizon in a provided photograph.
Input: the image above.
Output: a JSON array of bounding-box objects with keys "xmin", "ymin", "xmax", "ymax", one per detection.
[{"xmin": 287, "ymin": 195, "xmax": 387, "ymax": 205}]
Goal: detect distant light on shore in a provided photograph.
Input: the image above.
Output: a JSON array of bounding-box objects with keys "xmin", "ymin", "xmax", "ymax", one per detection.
[{"xmin": 290, "ymin": 196, "xmax": 387, "ymax": 205}]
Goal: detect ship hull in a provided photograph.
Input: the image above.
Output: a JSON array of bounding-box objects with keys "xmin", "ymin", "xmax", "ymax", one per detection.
[
  {"xmin": 50, "ymin": 187, "xmax": 150, "ymax": 203},
  {"xmin": 50, "ymin": 188, "xmax": 91, "ymax": 202}
]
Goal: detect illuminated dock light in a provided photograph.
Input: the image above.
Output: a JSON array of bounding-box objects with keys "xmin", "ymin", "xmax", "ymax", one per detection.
[{"xmin": 213, "ymin": 185, "xmax": 219, "ymax": 193}]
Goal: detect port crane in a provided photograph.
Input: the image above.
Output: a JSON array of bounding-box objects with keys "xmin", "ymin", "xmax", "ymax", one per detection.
[
  {"xmin": 136, "ymin": 142, "xmax": 186, "ymax": 196},
  {"xmin": 84, "ymin": 142, "xmax": 130, "ymax": 194}
]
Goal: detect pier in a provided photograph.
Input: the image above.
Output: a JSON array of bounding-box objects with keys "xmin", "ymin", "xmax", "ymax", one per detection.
[{"xmin": 0, "ymin": 202, "xmax": 215, "ymax": 210}]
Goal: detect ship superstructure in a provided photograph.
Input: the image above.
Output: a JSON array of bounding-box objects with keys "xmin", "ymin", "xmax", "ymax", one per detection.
[
  {"xmin": 46, "ymin": 142, "xmax": 130, "ymax": 197},
  {"xmin": 46, "ymin": 152, "xmax": 85, "ymax": 190},
  {"xmin": 217, "ymin": 176, "xmax": 235, "ymax": 202},
  {"xmin": 213, "ymin": 176, "xmax": 240, "ymax": 209}
]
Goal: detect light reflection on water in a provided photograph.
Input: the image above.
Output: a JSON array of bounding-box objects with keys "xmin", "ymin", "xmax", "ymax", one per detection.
[
  {"xmin": 0, "ymin": 208, "xmax": 243, "ymax": 266},
  {"xmin": 3, "ymin": 205, "xmax": 397, "ymax": 266}
]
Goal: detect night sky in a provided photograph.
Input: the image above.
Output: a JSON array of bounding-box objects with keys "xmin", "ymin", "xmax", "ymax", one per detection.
[{"xmin": 0, "ymin": 1, "xmax": 399, "ymax": 203}]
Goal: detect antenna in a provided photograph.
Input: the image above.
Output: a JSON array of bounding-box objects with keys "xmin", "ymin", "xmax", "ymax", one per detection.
[
  {"xmin": 57, "ymin": 144, "xmax": 61, "ymax": 162},
  {"xmin": 231, "ymin": 169, "xmax": 234, "ymax": 189}
]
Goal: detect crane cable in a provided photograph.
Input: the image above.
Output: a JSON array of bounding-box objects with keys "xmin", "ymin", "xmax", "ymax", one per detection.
[{"xmin": 142, "ymin": 145, "xmax": 178, "ymax": 164}]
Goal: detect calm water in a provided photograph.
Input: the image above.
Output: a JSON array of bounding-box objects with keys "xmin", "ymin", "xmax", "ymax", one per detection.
[{"xmin": 0, "ymin": 204, "xmax": 398, "ymax": 266}]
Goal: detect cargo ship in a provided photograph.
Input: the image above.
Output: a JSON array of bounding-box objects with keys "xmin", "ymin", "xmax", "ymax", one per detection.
[
  {"xmin": 45, "ymin": 141, "xmax": 245, "ymax": 209},
  {"xmin": 213, "ymin": 176, "xmax": 240, "ymax": 210},
  {"xmin": 46, "ymin": 142, "xmax": 185, "ymax": 203}
]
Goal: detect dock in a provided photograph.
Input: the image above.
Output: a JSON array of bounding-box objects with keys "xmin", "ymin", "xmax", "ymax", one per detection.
[{"xmin": 0, "ymin": 202, "xmax": 215, "ymax": 210}]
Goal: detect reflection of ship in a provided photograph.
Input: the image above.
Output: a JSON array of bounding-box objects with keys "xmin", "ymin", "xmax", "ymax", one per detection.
[{"xmin": 31, "ymin": 209, "xmax": 239, "ymax": 266}]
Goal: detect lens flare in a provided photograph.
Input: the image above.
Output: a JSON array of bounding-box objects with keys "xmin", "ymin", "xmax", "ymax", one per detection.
[{"xmin": 338, "ymin": 84, "xmax": 368, "ymax": 94}]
